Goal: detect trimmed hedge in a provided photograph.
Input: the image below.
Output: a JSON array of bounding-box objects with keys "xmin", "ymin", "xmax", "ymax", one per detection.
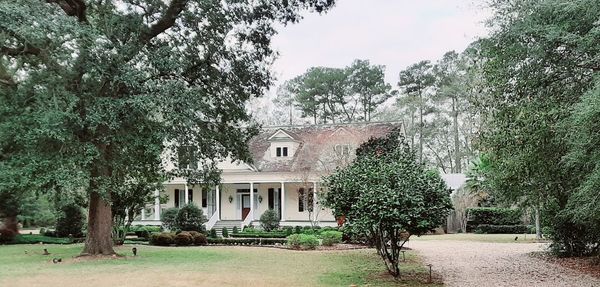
[
  {"xmin": 207, "ymin": 238, "xmax": 287, "ymax": 245},
  {"xmin": 467, "ymin": 207, "xmax": 522, "ymax": 225},
  {"xmin": 230, "ymin": 232, "xmax": 287, "ymax": 238},
  {"xmin": 474, "ymin": 224, "xmax": 531, "ymax": 234},
  {"xmin": 150, "ymin": 232, "xmax": 175, "ymax": 246},
  {"xmin": 174, "ymin": 232, "xmax": 193, "ymax": 246}
]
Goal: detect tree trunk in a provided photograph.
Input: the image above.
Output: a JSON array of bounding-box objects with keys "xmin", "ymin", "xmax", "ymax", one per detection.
[
  {"xmin": 452, "ymin": 97, "xmax": 461, "ymax": 172},
  {"xmin": 535, "ymin": 205, "xmax": 542, "ymax": 240},
  {"xmin": 82, "ymin": 191, "xmax": 116, "ymax": 255}
]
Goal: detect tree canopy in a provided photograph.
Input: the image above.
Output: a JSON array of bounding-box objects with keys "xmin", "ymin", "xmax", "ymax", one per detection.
[{"xmin": 0, "ymin": 0, "xmax": 335, "ymax": 255}]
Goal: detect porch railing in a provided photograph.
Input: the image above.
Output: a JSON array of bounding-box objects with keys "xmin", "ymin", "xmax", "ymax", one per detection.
[
  {"xmin": 205, "ymin": 211, "xmax": 219, "ymax": 230},
  {"xmin": 241, "ymin": 213, "xmax": 253, "ymax": 230}
]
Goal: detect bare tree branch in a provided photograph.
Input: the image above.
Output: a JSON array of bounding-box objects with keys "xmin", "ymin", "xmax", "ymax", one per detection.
[
  {"xmin": 46, "ymin": 0, "xmax": 88, "ymax": 23},
  {"xmin": 139, "ymin": 0, "xmax": 189, "ymax": 44}
]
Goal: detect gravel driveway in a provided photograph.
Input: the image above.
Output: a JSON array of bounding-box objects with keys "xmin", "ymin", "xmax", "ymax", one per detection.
[{"xmin": 409, "ymin": 240, "xmax": 600, "ymax": 287}]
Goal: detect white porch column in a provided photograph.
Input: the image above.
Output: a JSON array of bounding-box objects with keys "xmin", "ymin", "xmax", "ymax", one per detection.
[
  {"xmin": 280, "ymin": 181, "xmax": 286, "ymax": 221},
  {"xmin": 124, "ymin": 208, "xmax": 129, "ymax": 222},
  {"xmin": 215, "ymin": 185, "xmax": 221, "ymax": 220},
  {"xmin": 249, "ymin": 182, "xmax": 255, "ymax": 221},
  {"xmin": 184, "ymin": 183, "xmax": 189, "ymax": 204},
  {"xmin": 141, "ymin": 208, "xmax": 146, "ymax": 220},
  {"xmin": 154, "ymin": 189, "xmax": 160, "ymax": 220}
]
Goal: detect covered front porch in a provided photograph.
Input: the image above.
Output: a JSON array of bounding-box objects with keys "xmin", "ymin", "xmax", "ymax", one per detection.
[{"xmin": 133, "ymin": 180, "xmax": 336, "ymax": 229}]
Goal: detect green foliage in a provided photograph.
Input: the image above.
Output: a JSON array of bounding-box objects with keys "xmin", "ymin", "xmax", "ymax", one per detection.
[
  {"xmin": 173, "ymin": 231, "xmax": 193, "ymax": 246},
  {"xmin": 207, "ymin": 238, "xmax": 287, "ymax": 245},
  {"xmin": 16, "ymin": 194, "xmax": 56, "ymax": 228},
  {"xmin": 55, "ymin": 204, "xmax": 85, "ymax": 238},
  {"xmin": 259, "ymin": 209, "xmax": 280, "ymax": 232},
  {"xmin": 175, "ymin": 204, "xmax": 206, "ymax": 232},
  {"xmin": 466, "ymin": 207, "xmax": 522, "ymax": 227},
  {"xmin": 480, "ymin": 0, "xmax": 600, "ymax": 255},
  {"xmin": 6, "ymin": 234, "xmax": 74, "ymax": 245},
  {"xmin": 283, "ymin": 226, "xmax": 294, "ymax": 236},
  {"xmin": 221, "ymin": 228, "xmax": 229, "ymax": 238},
  {"xmin": 0, "ymin": 0, "xmax": 334, "ymax": 255},
  {"xmin": 232, "ymin": 226, "xmax": 239, "ymax": 234},
  {"xmin": 474, "ymin": 225, "xmax": 530, "ymax": 234},
  {"xmin": 230, "ymin": 232, "xmax": 287, "ymax": 238},
  {"xmin": 161, "ymin": 208, "xmax": 179, "ymax": 231},
  {"xmin": 321, "ymin": 231, "xmax": 343, "ymax": 246},
  {"xmin": 323, "ymin": 131, "xmax": 452, "ymax": 277},
  {"xmin": 287, "ymin": 234, "xmax": 319, "ymax": 250},
  {"xmin": 209, "ymin": 229, "xmax": 217, "ymax": 238},
  {"xmin": 190, "ymin": 231, "xmax": 208, "ymax": 246},
  {"xmin": 149, "ymin": 232, "xmax": 175, "ymax": 246},
  {"xmin": 294, "ymin": 226, "xmax": 302, "ymax": 234}
]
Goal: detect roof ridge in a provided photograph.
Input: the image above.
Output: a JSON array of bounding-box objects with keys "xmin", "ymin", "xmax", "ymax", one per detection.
[{"xmin": 261, "ymin": 120, "xmax": 404, "ymax": 129}]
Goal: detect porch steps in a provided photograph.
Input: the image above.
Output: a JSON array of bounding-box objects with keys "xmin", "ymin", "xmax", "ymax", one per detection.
[{"xmin": 212, "ymin": 220, "xmax": 243, "ymax": 237}]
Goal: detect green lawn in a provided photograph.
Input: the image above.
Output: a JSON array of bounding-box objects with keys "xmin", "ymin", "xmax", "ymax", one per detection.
[
  {"xmin": 412, "ymin": 233, "xmax": 546, "ymax": 243},
  {"xmin": 0, "ymin": 244, "xmax": 440, "ymax": 287}
]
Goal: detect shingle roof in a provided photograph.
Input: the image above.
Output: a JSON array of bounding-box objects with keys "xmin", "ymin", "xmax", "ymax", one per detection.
[{"xmin": 248, "ymin": 122, "xmax": 403, "ymax": 172}]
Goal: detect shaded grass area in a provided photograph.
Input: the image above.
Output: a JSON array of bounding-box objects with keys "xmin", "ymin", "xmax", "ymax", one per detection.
[
  {"xmin": 0, "ymin": 244, "xmax": 440, "ymax": 287},
  {"xmin": 411, "ymin": 233, "xmax": 546, "ymax": 243}
]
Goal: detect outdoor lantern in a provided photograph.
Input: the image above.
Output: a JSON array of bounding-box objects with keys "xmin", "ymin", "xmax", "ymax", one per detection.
[
  {"xmin": 228, "ymin": 195, "xmax": 233, "ymax": 203},
  {"xmin": 258, "ymin": 195, "xmax": 263, "ymax": 203}
]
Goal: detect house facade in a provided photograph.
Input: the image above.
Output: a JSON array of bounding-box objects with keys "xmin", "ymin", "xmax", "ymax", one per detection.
[{"xmin": 132, "ymin": 122, "xmax": 403, "ymax": 230}]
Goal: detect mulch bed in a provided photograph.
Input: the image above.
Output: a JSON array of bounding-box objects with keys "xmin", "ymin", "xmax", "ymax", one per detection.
[{"xmin": 531, "ymin": 252, "xmax": 600, "ymax": 278}]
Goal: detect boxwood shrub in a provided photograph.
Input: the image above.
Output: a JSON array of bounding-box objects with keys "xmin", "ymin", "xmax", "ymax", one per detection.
[
  {"xmin": 229, "ymin": 232, "xmax": 287, "ymax": 238},
  {"xmin": 467, "ymin": 207, "xmax": 522, "ymax": 226},
  {"xmin": 321, "ymin": 231, "xmax": 343, "ymax": 246},
  {"xmin": 207, "ymin": 238, "xmax": 287, "ymax": 245},
  {"xmin": 150, "ymin": 232, "xmax": 174, "ymax": 246},
  {"xmin": 174, "ymin": 232, "xmax": 193, "ymax": 246},
  {"xmin": 287, "ymin": 234, "xmax": 319, "ymax": 250}
]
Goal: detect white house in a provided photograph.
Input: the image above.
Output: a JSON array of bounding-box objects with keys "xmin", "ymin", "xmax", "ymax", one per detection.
[{"xmin": 132, "ymin": 122, "xmax": 403, "ymax": 230}]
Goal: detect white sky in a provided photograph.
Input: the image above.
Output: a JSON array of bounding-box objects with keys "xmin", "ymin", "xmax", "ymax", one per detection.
[{"xmin": 270, "ymin": 0, "xmax": 491, "ymax": 88}]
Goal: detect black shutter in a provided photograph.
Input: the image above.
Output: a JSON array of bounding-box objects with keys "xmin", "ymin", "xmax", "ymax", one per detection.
[
  {"xmin": 189, "ymin": 189, "xmax": 193, "ymax": 203},
  {"xmin": 202, "ymin": 189, "xmax": 207, "ymax": 208},
  {"xmin": 276, "ymin": 147, "xmax": 281, "ymax": 157},
  {"xmin": 268, "ymin": 188, "xmax": 274, "ymax": 209},
  {"xmin": 174, "ymin": 189, "xmax": 180, "ymax": 208},
  {"xmin": 283, "ymin": 147, "xmax": 288, "ymax": 156},
  {"xmin": 298, "ymin": 188, "xmax": 304, "ymax": 212}
]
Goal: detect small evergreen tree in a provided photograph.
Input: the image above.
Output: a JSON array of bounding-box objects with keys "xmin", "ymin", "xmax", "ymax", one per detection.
[
  {"xmin": 260, "ymin": 209, "xmax": 280, "ymax": 232},
  {"xmin": 323, "ymin": 130, "xmax": 452, "ymax": 278},
  {"xmin": 161, "ymin": 208, "xmax": 179, "ymax": 231},
  {"xmin": 56, "ymin": 204, "xmax": 85, "ymax": 238},
  {"xmin": 176, "ymin": 204, "xmax": 206, "ymax": 232}
]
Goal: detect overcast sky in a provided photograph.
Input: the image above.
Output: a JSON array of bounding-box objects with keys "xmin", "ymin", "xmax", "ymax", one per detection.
[{"xmin": 270, "ymin": 0, "xmax": 491, "ymax": 88}]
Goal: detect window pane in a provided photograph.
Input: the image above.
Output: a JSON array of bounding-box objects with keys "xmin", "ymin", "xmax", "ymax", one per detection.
[
  {"xmin": 276, "ymin": 147, "xmax": 281, "ymax": 157},
  {"xmin": 283, "ymin": 147, "xmax": 288, "ymax": 157}
]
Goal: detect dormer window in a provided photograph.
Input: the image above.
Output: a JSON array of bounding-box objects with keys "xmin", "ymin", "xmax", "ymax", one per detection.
[{"xmin": 276, "ymin": 147, "xmax": 288, "ymax": 157}]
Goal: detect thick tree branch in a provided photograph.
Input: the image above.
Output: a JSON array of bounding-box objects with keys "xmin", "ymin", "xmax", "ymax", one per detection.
[
  {"xmin": 0, "ymin": 44, "xmax": 41, "ymax": 56},
  {"xmin": 46, "ymin": 0, "xmax": 87, "ymax": 23},
  {"xmin": 139, "ymin": 0, "xmax": 188, "ymax": 44}
]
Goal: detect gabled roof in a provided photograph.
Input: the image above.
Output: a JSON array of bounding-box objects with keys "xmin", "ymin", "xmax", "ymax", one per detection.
[
  {"xmin": 267, "ymin": 129, "xmax": 300, "ymax": 142},
  {"xmin": 247, "ymin": 122, "xmax": 403, "ymax": 173}
]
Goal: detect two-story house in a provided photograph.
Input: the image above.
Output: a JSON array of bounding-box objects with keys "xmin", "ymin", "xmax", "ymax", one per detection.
[{"xmin": 133, "ymin": 122, "xmax": 403, "ymax": 231}]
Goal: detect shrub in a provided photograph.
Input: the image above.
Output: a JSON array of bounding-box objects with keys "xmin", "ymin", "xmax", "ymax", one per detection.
[
  {"xmin": 161, "ymin": 208, "xmax": 179, "ymax": 230},
  {"xmin": 209, "ymin": 228, "xmax": 217, "ymax": 238},
  {"xmin": 176, "ymin": 204, "xmax": 206, "ymax": 232},
  {"xmin": 287, "ymin": 234, "xmax": 319, "ymax": 250},
  {"xmin": 321, "ymin": 231, "xmax": 343, "ymax": 246},
  {"xmin": 222, "ymin": 227, "xmax": 229, "ymax": 238},
  {"xmin": 259, "ymin": 209, "xmax": 280, "ymax": 232},
  {"xmin": 150, "ymin": 232, "xmax": 174, "ymax": 246},
  {"xmin": 466, "ymin": 208, "xmax": 522, "ymax": 231},
  {"xmin": 55, "ymin": 204, "xmax": 84, "ymax": 238},
  {"xmin": 174, "ymin": 231, "xmax": 193, "ymax": 246},
  {"xmin": 283, "ymin": 226, "xmax": 294, "ymax": 236},
  {"xmin": 207, "ymin": 237, "xmax": 287, "ymax": 245},
  {"xmin": 229, "ymin": 232, "xmax": 287, "ymax": 238},
  {"xmin": 232, "ymin": 226, "xmax": 239, "ymax": 234},
  {"xmin": 189, "ymin": 231, "xmax": 208, "ymax": 246},
  {"xmin": 474, "ymin": 224, "xmax": 530, "ymax": 234},
  {"xmin": 294, "ymin": 226, "xmax": 302, "ymax": 234}
]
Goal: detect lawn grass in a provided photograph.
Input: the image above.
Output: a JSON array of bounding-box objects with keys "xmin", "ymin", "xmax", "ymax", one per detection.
[
  {"xmin": 0, "ymin": 244, "xmax": 440, "ymax": 287},
  {"xmin": 411, "ymin": 233, "xmax": 546, "ymax": 243}
]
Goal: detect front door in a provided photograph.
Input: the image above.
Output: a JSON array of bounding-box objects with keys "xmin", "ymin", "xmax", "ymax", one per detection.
[{"xmin": 241, "ymin": 194, "xmax": 251, "ymax": 220}]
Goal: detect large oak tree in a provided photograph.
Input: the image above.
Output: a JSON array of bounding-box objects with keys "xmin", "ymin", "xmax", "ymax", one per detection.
[{"xmin": 0, "ymin": 0, "xmax": 334, "ymax": 255}]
